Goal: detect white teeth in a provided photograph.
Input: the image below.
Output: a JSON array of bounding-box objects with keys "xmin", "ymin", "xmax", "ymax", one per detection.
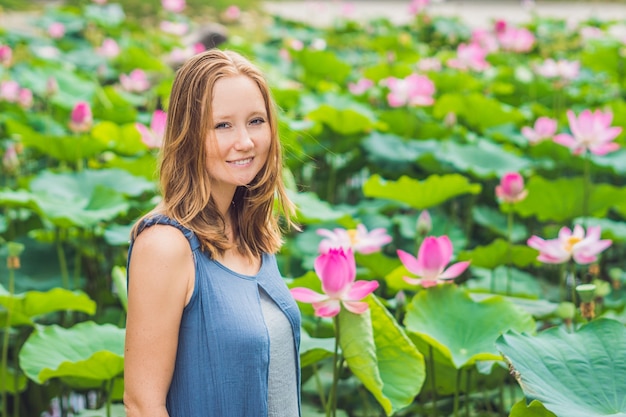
[{"xmin": 230, "ymin": 158, "xmax": 252, "ymax": 165}]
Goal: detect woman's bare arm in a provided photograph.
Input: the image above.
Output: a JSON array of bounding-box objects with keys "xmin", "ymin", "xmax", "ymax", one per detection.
[{"xmin": 123, "ymin": 225, "xmax": 195, "ymax": 417}]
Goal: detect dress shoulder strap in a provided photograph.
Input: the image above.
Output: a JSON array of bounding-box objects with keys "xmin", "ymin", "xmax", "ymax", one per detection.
[{"xmin": 134, "ymin": 214, "xmax": 201, "ymax": 252}]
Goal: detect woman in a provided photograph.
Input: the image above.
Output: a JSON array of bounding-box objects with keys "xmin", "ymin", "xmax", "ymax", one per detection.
[{"xmin": 123, "ymin": 49, "xmax": 301, "ymax": 417}]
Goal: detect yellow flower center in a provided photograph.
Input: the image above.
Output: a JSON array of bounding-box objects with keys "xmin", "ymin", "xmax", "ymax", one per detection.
[
  {"xmin": 347, "ymin": 229, "xmax": 359, "ymax": 245},
  {"xmin": 564, "ymin": 236, "xmax": 582, "ymax": 253}
]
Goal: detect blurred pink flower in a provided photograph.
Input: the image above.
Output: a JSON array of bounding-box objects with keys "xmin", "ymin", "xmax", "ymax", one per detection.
[
  {"xmin": 417, "ymin": 57, "xmax": 442, "ymax": 72},
  {"xmin": 96, "ymin": 38, "xmax": 120, "ymax": 58},
  {"xmin": 534, "ymin": 58, "xmax": 579, "ymax": 81},
  {"xmin": 18, "ymin": 88, "xmax": 33, "ymax": 109},
  {"xmin": 554, "ymin": 109, "xmax": 622, "ymax": 155},
  {"xmin": 46, "ymin": 76, "xmax": 58, "ymax": 96},
  {"xmin": 290, "ymin": 248, "xmax": 379, "ymax": 317},
  {"xmin": 497, "ymin": 27, "xmax": 535, "ymax": 52},
  {"xmin": 398, "ymin": 235, "xmax": 470, "ymax": 288},
  {"xmin": 317, "ymin": 224, "xmax": 392, "ymax": 254},
  {"xmin": 69, "ymin": 102, "xmax": 93, "ymax": 133},
  {"xmin": 447, "ymin": 42, "xmax": 490, "ymax": 71},
  {"xmin": 288, "ymin": 39, "xmax": 304, "ymax": 51},
  {"xmin": 311, "ymin": 38, "xmax": 327, "ymax": 50},
  {"xmin": 580, "ymin": 26, "xmax": 603, "ymax": 41},
  {"xmin": 0, "ymin": 80, "xmax": 19, "ymax": 102},
  {"xmin": 340, "ymin": 2, "xmax": 356, "ymax": 17},
  {"xmin": 527, "ymin": 225, "xmax": 612, "ymax": 265},
  {"xmin": 0, "ymin": 45, "xmax": 12, "ymax": 67},
  {"xmin": 92, "ymin": 0, "xmax": 107, "ymax": 4},
  {"xmin": 408, "ymin": 0, "xmax": 429, "ymax": 15},
  {"xmin": 222, "ymin": 5, "xmax": 241, "ymax": 22},
  {"xmin": 136, "ymin": 109, "xmax": 167, "ymax": 149},
  {"xmin": 160, "ymin": 21, "xmax": 189, "ymax": 36},
  {"xmin": 521, "ymin": 116, "xmax": 557, "ymax": 144},
  {"xmin": 471, "ymin": 28, "xmax": 499, "ymax": 53},
  {"xmin": 495, "ymin": 172, "xmax": 528, "ymax": 204},
  {"xmin": 120, "ymin": 69, "xmax": 150, "ymax": 93},
  {"xmin": 348, "ymin": 78, "xmax": 374, "ymax": 95},
  {"xmin": 386, "ymin": 73, "xmax": 435, "ymax": 107},
  {"xmin": 48, "ymin": 22, "xmax": 65, "ymax": 39},
  {"xmin": 162, "ymin": 0, "xmax": 185, "ymax": 13}
]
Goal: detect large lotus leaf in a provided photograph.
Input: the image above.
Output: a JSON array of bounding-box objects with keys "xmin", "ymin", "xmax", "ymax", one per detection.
[
  {"xmin": 457, "ymin": 238, "xmax": 540, "ymax": 270},
  {"xmin": 589, "ymin": 147, "xmax": 626, "ymax": 175},
  {"xmin": 472, "ymin": 205, "xmax": 528, "ymax": 243},
  {"xmin": 432, "ymin": 139, "xmax": 531, "ymax": 178},
  {"xmin": 468, "ymin": 266, "xmax": 546, "ymax": 300},
  {"xmin": 0, "ymin": 286, "xmax": 95, "ymax": 326},
  {"xmin": 339, "ymin": 295, "xmax": 425, "ymax": 415},
  {"xmin": 581, "ymin": 39, "xmax": 622, "ymax": 81},
  {"xmin": 405, "ymin": 285, "xmax": 535, "ymax": 369},
  {"xmin": 91, "ymin": 121, "xmax": 146, "ymax": 156},
  {"xmin": 84, "ymin": 3, "xmax": 125, "ymax": 26},
  {"xmin": 76, "ymin": 404, "xmax": 126, "ymax": 417},
  {"xmin": 0, "ymin": 189, "xmax": 35, "ymax": 209},
  {"xmin": 6, "ymin": 119, "xmax": 108, "ymax": 162},
  {"xmin": 299, "ymin": 332, "xmax": 335, "ymax": 368},
  {"xmin": 363, "ymin": 174, "xmax": 481, "ymax": 209},
  {"xmin": 361, "ymin": 132, "xmax": 438, "ymax": 167},
  {"xmin": 115, "ymin": 46, "xmax": 170, "ymax": 73},
  {"xmin": 433, "ymin": 93, "xmax": 525, "ymax": 132},
  {"xmin": 354, "ymin": 252, "xmax": 402, "ymax": 281},
  {"xmin": 512, "ymin": 176, "xmax": 625, "ymax": 222},
  {"xmin": 289, "ymin": 191, "xmax": 352, "ymax": 224},
  {"xmin": 294, "ymin": 49, "xmax": 352, "ymax": 86},
  {"xmin": 307, "ymin": 104, "xmax": 375, "ymax": 136},
  {"xmin": 103, "ymin": 153, "xmax": 158, "ymax": 180},
  {"xmin": 496, "ymin": 318, "xmax": 626, "ymax": 417},
  {"xmin": 0, "ymin": 365, "xmax": 27, "ymax": 394},
  {"xmin": 92, "ymin": 86, "xmax": 138, "ymax": 125},
  {"xmin": 509, "ymin": 400, "xmax": 557, "ymax": 417},
  {"xmin": 19, "ymin": 321, "xmax": 125, "ymax": 388},
  {"xmin": 111, "ymin": 266, "xmax": 128, "ymax": 312}
]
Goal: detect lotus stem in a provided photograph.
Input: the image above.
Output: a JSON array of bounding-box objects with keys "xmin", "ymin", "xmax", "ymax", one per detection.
[
  {"xmin": 429, "ymin": 345, "xmax": 437, "ymax": 417},
  {"xmin": 1, "ymin": 266, "xmax": 15, "ymax": 417},
  {"xmin": 326, "ymin": 316, "xmax": 341, "ymax": 417},
  {"xmin": 506, "ymin": 205, "xmax": 514, "ymax": 296},
  {"xmin": 465, "ymin": 368, "xmax": 471, "ymax": 417},
  {"xmin": 582, "ymin": 152, "xmax": 591, "ymax": 226},
  {"xmin": 453, "ymin": 369, "xmax": 461, "ymax": 417},
  {"xmin": 55, "ymin": 228, "xmax": 71, "ymax": 290}
]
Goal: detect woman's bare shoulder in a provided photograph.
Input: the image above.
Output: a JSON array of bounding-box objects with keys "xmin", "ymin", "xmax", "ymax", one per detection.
[{"xmin": 131, "ymin": 224, "xmax": 193, "ymax": 266}]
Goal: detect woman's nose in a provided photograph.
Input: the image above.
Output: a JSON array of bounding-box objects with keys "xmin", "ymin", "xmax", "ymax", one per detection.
[{"xmin": 233, "ymin": 128, "xmax": 254, "ymax": 151}]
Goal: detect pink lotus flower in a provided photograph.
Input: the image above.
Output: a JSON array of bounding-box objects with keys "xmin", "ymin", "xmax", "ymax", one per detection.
[
  {"xmin": 580, "ymin": 26, "xmax": 603, "ymax": 41},
  {"xmin": 46, "ymin": 77, "xmax": 58, "ymax": 96},
  {"xmin": 0, "ymin": 80, "xmax": 20, "ymax": 102},
  {"xmin": 120, "ymin": 69, "xmax": 150, "ymax": 93},
  {"xmin": 554, "ymin": 109, "xmax": 622, "ymax": 155},
  {"xmin": 18, "ymin": 88, "xmax": 33, "ymax": 109},
  {"xmin": 534, "ymin": 58, "xmax": 580, "ymax": 81},
  {"xmin": 92, "ymin": 0, "xmax": 107, "ymax": 4},
  {"xmin": 69, "ymin": 101, "xmax": 93, "ymax": 133},
  {"xmin": 96, "ymin": 38, "xmax": 120, "ymax": 58},
  {"xmin": 288, "ymin": 39, "xmax": 304, "ymax": 51},
  {"xmin": 0, "ymin": 45, "xmax": 12, "ymax": 67},
  {"xmin": 160, "ymin": 21, "xmax": 189, "ymax": 36},
  {"xmin": 471, "ymin": 28, "xmax": 499, "ymax": 53},
  {"xmin": 385, "ymin": 74, "xmax": 435, "ymax": 107},
  {"xmin": 527, "ymin": 225, "xmax": 612, "ymax": 265},
  {"xmin": 495, "ymin": 172, "xmax": 528, "ymax": 204},
  {"xmin": 447, "ymin": 43, "xmax": 490, "ymax": 72},
  {"xmin": 2, "ymin": 142, "xmax": 19, "ymax": 172},
  {"xmin": 136, "ymin": 110, "xmax": 167, "ymax": 149},
  {"xmin": 398, "ymin": 235, "xmax": 470, "ymax": 288},
  {"xmin": 397, "ymin": 235, "xmax": 470, "ymax": 288},
  {"xmin": 162, "ymin": 0, "xmax": 185, "ymax": 13},
  {"xmin": 521, "ymin": 117, "xmax": 557, "ymax": 144},
  {"xmin": 417, "ymin": 57, "xmax": 442, "ymax": 72},
  {"xmin": 290, "ymin": 248, "xmax": 379, "ymax": 317},
  {"xmin": 48, "ymin": 22, "xmax": 65, "ymax": 39},
  {"xmin": 340, "ymin": 2, "xmax": 356, "ymax": 17},
  {"xmin": 317, "ymin": 224, "xmax": 392, "ymax": 255},
  {"xmin": 497, "ymin": 27, "xmax": 535, "ymax": 53},
  {"xmin": 408, "ymin": 0, "xmax": 429, "ymax": 15},
  {"xmin": 222, "ymin": 5, "xmax": 241, "ymax": 22},
  {"xmin": 348, "ymin": 78, "xmax": 374, "ymax": 95}
]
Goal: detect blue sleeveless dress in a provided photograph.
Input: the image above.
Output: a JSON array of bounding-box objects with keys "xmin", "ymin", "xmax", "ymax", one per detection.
[{"xmin": 127, "ymin": 215, "xmax": 302, "ymax": 416}]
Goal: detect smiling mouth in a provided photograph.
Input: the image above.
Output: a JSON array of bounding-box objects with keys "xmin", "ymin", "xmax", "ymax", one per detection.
[{"xmin": 228, "ymin": 157, "xmax": 253, "ymax": 166}]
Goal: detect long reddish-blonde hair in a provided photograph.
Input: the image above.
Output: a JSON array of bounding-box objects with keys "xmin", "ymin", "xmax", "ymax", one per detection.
[{"xmin": 133, "ymin": 49, "xmax": 295, "ymax": 258}]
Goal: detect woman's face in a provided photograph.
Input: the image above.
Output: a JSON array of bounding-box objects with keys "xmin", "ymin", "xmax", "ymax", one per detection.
[{"xmin": 205, "ymin": 75, "xmax": 271, "ymax": 198}]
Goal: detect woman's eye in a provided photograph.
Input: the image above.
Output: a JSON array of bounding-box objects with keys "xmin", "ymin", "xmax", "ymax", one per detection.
[
  {"xmin": 250, "ymin": 118, "xmax": 265, "ymax": 125},
  {"xmin": 214, "ymin": 122, "xmax": 230, "ymax": 129}
]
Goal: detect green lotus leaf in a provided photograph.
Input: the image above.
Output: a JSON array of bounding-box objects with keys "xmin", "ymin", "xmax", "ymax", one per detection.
[
  {"xmin": 6, "ymin": 119, "xmax": 108, "ymax": 162},
  {"xmin": 91, "ymin": 121, "xmax": 146, "ymax": 156},
  {"xmin": 0, "ymin": 286, "xmax": 96, "ymax": 326},
  {"xmin": 289, "ymin": 191, "xmax": 351, "ymax": 224},
  {"xmin": 433, "ymin": 139, "xmax": 531, "ymax": 178},
  {"xmin": 457, "ymin": 238, "xmax": 540, "ymax": 270},
  {"xmin": 433, "ymin": 93, "xmax": 525, "ymax": 132},
  {"xmin": 0, "ymin": 365, "xmax": 27, "ymax": 394},
  {"xmin": 294, "ymin": 49, "xmax": 352, "ymax": 86},
  {"xmin": 19, "ymin": 321, "xmax": 125, "ymax": 388},
  {"xmin": 339, "ymin": 295, "xmax": 425, "ymax": 416},
  {"xmin": 509, "ymin": 399, "xmax": 557, "ymax": 417},
  {"xmin": 363, "ymin": 174, "xmax": 481, "ymax": 209},
  {"xmin": 512, "ymin": 176, "xmax": 625, "ymax": 222},
  {"xmin": 496, "ymin": 318, "xmax": 626, "ymax": 417},
  {"xmin": 84, "ymin": 3, "xmax": 125, "ymax": 27},
  {"xmin": 103, "ymin": 153, "xmax": 158, "ymax": 180},
  {"xmin": 405, "ymin": 285, "xmax": 535, "ymax": 369},
  {"xmin": 307, "ymin": 104, "xmax": 375, "ymax": 136},
  {"xmin": 299, "ymin": 332, "xmax": 335, "ymax": 368},
  {"xmin": 468, "ymin": 266, "xmax": 547, "ymax": 300},
  {"xmin": 472, "ymin": 205, "xmax": 528, "ymax": 243},
  {"xmin": 111, "ymin": 266, "xmax": 128, "ymax": 312}
]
